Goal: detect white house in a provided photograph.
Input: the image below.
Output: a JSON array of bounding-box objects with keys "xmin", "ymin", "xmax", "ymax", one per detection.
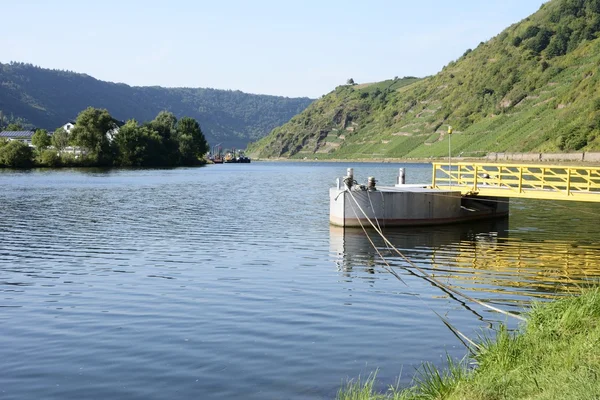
[
  {"xmin": 63, "ymin": 121, "xmax": 121, "ymax": 142},
  {"xmin": 106, "ymin": 125, "xmax": 120, "ymax": 142},
  {"xmin": 62, "ymin": 121, "xmax": 76, "ymax": 134}
]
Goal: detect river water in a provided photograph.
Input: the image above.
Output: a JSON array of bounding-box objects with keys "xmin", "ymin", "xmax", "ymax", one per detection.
[{"xmin": 1, "ymin": 162, "xmax": 599, "ymax": 399}]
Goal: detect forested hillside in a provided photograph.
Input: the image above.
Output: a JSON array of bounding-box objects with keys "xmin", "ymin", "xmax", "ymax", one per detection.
[
  {"xmin": 248, "ymin": 0, "xmax": 600, "ymax": 159},
  {"xmin": 0, "ymin": 63, "xmax": 313, "ymax": 148}
]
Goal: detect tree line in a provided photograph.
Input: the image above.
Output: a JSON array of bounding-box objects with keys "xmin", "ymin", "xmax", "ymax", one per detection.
[
  {"xmin": 0, "ymin": 107, "xmax": 208, "ymax": 168},
  {"xmin": 0, "ymin": 62, "xmax": 313, "ymax": 150}
]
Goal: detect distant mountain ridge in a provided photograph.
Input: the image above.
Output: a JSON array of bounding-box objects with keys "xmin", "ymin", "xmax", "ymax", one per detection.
[
  {"xmin": 249, "ymin": 0, "xmax": 600, "ymax": 159},
  {"xmin": 0, "ymin": 62, "xmax": 313, "ymax": 148}
]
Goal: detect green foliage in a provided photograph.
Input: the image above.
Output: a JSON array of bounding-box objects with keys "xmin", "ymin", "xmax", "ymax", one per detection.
[
  {"xmin": 337, "ymin": 289, "xmax": 600, "ymax": 400},
  {"xmin": 250, "ymin": 0, "xmax": 600, "ymax": 159},
  {"xmin": 31, "ymin": 129, "xmax": 51, "ymax": 148},
  {"xmin": 51, "ymin": 128, "xmax": 69, "ymax": 151},
  {"xmin": 547, "ymin": 26, "xmax": 572, "ymax": 57},
  {"xmin": 114, "ymin": 120, "xmax": 163, "ymax": 166},
  {"xmin": 523, "ymin": 25, "xmax": 541, "ymax": 40},
  {"xmin": 69, "ymin": 107, "xmax": 117, "ymax": 165},
  {"xmin": 0, "ymin": 107, "xmax": 210, "ymax": 168},
  {"xmin": 0, "ymin": 140, "xmax": 33, "ymax": 167},
  {"xmin": 37, "ymin": 149, "xmax": 61, "ymax": 167},
  {"xmin": 176, "ymin": 117, "xmax": 208, "ymax": 164},
  {"xmin": 0, "ymin": 62, "xmax": 313, "ymax": 149},
  {"xmin": 5, "ymin": 123, "xmax": 23, "ymax": 131},
  {"xmin": 110, "ymin": 110, "xmax": 208, "ymax": 167},
  {"xmin": 512, "ymin": 36, "xmax": 523, "ymax": 46},
  {"xmin": 524, "ymin": 28, "xmax": 553, "ymax": 53},
  {"xmin": 146, "ymin": 111, "xmax": 180, "ymax": 165}
]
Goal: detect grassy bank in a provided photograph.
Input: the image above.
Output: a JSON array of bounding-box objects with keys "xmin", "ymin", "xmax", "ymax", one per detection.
[{"xmin": 339, "ymin": 288, "xmax": 600, "ymax": 400}]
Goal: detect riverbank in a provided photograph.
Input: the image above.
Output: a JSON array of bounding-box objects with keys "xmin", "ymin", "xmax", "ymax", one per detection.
[
  {"xmin": 251, "ymin": 151, "xmax": 600, "ymax": 166},
  {"xmin": 338, "ymin": 288, "xmax": 600, "ymax": 400}
]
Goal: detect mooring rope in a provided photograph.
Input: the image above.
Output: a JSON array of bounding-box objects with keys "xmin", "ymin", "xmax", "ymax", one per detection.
[
  {"xmin": 366, "ymin": 189, "xmax": 384, "ymax": 234},
  {"xmin": 343, "ymin": 184, "xmax": 527, "ymax": 322},
  {"xmin": 345, "ymin": 193, "xmax": 485, "ymax": 353}
]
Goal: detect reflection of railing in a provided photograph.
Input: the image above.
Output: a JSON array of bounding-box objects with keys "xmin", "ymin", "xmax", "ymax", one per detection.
[
  {"xmin": 331, "ymin": 224, "xmax": 600, "ymax": 300},
  {"xmin": 432, "ymin": 238, "xmax": 600, "ymax": 298},
  {"xmin": 432, "ymin": 162, "xmax": 600, "ymax": 202}
]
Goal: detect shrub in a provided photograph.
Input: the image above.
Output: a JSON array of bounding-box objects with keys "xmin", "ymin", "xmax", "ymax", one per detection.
[
  {"xmin": 0, "ymin": 141, "xmax": 33, "ymax": 167},
  {"xmin": 38, "ymin": 149, "xmax": 61, "ymax": 167},
  {"xmin": 513, "ymin": 36, "xmax": 523, "ymax": 47},
  {"xmin": 523, "ymin": 25, "xmax": 541, "ymax": 40}
]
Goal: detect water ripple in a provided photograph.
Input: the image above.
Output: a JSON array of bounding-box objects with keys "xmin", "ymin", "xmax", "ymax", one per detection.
[{"xmin": 1, "ymin": 164, "xmax": 600, "ymax": 399}]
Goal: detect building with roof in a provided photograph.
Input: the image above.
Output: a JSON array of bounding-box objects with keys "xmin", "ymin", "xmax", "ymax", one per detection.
[
  {"xmin": 62, "ymin": 121, "xmax": 76, "ymax": 134},
  {"xmin": 0, "ymin": 131, "xmax": 36, "ymax": 145}
]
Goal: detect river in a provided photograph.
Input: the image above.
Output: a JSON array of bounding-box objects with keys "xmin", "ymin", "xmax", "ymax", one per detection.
[{"xmin": 1, "ymin": 162, "xmax": 599, "ymax": 399}]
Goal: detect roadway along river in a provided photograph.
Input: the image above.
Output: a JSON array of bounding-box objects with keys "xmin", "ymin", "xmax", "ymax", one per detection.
[{"xmin": 1, "ymin": 162, "xmax": 599, "ymax": 399}]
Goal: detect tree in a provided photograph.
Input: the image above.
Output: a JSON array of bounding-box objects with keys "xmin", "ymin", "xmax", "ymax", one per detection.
[
  {"xmin": 176, "ymin": 117, "xmax": 208, "ymax": 164},
  {"xmin": 346, "ymin": 78, "xmax": 355, "ymax": 85},
  {"xmin": 51, "ymin": 128, "xmax": 69, "ymax": 151},
  {"xmin": 526, "ymin": 28, "xmax": 553, "ymax": 53},
  {"xmin": 0, "ymin": 140, "xmax": 33, "ymax": 167},
  {"xmin": 32, "ymin": 129, "xmax": 51, "ymax": 149},
  {"xmin": 114, "ymin": 119, "xmax": 163, "ymax": 166},
  {"xmin": 148, "ymin": 111, "xmax": 179, "ymax": 165},
  {"xmin": 512, "ymin": 36, "xmax": 523, "ymax": 47},
  {"xmin": 69, "ymin": 107, "xmax": 117, "ymax": 164},
  {"xmin": 152, "ymin": 111, "xmax": 178, "ymax": 136},
  {"xmin": 5, "ymin": 123, "xmax": 22, "ymax": 131},
  {"xmin": 546, "ymin": 26, "xmax": 572, "ymax": 57},
  {"xmin": 523, "ymin": 25, "xmax": 541, "ymax": 40},
  {"xmin": 38, "ymin": 149, "xmax": 61, "ymax": 167}
]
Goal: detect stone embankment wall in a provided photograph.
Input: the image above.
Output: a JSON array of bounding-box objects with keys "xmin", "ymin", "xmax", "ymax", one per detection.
[{"xmin": 485, "ymin": 152, "xmax": 600, "ymax": 163}]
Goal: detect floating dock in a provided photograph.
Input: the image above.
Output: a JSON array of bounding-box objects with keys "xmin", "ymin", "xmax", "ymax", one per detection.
[{"xmin": 330, "ymin": 168, "xmax": 508, "ymax": 228}]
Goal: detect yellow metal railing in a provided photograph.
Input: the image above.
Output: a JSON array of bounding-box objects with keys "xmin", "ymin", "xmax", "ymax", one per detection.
[{"xmin": 432, "ymin": 162, "xmax": 600, "ymax": 202}]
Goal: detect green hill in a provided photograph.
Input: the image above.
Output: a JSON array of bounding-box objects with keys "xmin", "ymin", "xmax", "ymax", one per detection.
[
  {"xmin": 0, "ymin": 62, "xmax": 313, "ymax": 149},
  {"xmin": 248, "ymin": 0, "xmax": 600, "ymax": 159}
]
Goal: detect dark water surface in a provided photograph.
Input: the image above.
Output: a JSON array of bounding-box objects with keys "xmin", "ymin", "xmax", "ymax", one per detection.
[{"xmin": 1, "ymin": 162, "xmax": 600, "ymax": 399}]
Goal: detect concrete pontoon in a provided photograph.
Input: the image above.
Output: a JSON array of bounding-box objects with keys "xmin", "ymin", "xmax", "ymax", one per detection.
[{"xmin": 330, "ymin": 168, "xmax": 508, "ymax": 228}]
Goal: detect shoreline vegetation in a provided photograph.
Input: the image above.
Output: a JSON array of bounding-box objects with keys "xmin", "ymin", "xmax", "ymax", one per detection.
[
  {"xmin": 250, "ymin": 156, "xmax": 600, "ymax": 167},
  {"xmin": 0, "ymin": 107, "xmax": 208, "ymax": 169},
  {"xmin": 338, "ymin": 289, "xmax": 600, "ymax": 400}
]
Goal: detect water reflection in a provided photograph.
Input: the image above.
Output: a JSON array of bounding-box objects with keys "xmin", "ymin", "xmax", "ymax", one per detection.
[
  {"xmin": 2, "ymin": 164, "xmax": 600, "ymax": 400},
  {"xmin": 330, "ymin": 217, "xmax": 600, "ymax": 308},
  {"xmin": 330, "ymin": 219, "xmax": 509, "ymax": 274}
]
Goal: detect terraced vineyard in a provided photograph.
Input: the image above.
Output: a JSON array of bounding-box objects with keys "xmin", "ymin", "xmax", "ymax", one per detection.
[{"xmin": 248, "ymin": 0, "xmax": 600, "ymax": 159}]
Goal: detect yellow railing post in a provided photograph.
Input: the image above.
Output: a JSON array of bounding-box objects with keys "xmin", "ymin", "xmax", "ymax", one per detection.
[
  {"xmin": 432, "ymin": 163, "xmax": 437, "ymax": 188},
  {"xmin": 541, "ymin": 168, "xmax": 545, "ymax": 190},
  {"xmin": 567, "ymin": 168, "xmax": 572, "ymax": 196},
  {"xmin": 588, "ymin": 169, "xmax": 592, "ymax": 192},
  {"xmin": 473, "ymin": 165, "xmax": 479, "ymax": 191},
  {"xmin": 518, "ymin": 166, "xmax": 523, "ymax": 193},
  {"xmin": 497, "ymin": 166, "xmax": 502, "ymax": 187}
]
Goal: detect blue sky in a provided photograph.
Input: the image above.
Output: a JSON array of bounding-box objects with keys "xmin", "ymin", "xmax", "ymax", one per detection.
[{"xmin": 1, "ymin": 0, "xmax": 546, "ymax": 98}]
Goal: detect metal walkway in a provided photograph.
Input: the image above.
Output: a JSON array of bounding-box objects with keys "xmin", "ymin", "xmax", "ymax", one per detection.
[{"xmin": 431, "ymin": 162, "xmax": 600, "ymax": 202}]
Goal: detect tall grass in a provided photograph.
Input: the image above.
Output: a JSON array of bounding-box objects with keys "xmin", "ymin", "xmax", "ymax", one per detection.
[{"xmin": 338, "ymin": 288, "xmax": 600, "ymax": 399}]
